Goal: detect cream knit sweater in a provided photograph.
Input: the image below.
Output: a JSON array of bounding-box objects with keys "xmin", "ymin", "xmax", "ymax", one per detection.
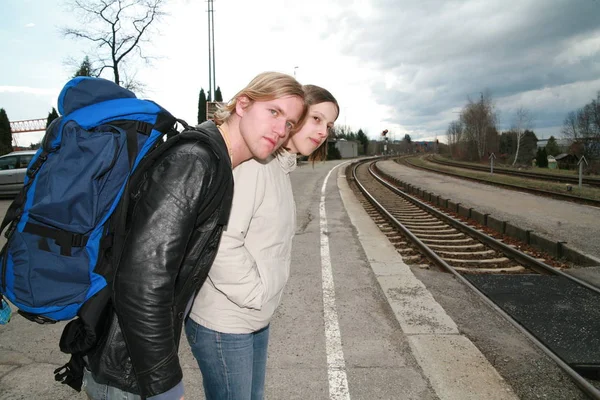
[{"xmin": 188, "ymin": 151, "xmax": 297, "ymax": 333}]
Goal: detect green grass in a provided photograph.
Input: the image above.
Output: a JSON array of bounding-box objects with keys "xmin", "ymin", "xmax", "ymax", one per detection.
[
  {"xmin": 405, "ymin": 156, "xmax": 600, "ymax": 202},
  {"xmin": 432, "ymin": 155, "xmax": 596, "ymax": 178}
]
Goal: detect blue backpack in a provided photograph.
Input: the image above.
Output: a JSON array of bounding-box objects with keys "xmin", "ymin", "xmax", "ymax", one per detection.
[{"xmin": 0, "ymin": 77, "xmax": 179, "ymax": 323}]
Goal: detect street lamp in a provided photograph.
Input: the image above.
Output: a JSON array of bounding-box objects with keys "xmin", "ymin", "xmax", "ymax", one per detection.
[{"xmin": 294, "ymin": 66, "xmax": 299, "ymax": 78}]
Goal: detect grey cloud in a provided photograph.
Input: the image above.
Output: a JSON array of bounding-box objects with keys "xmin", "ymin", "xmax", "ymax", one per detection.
[{"xmin": 331, "ymin": 0, "xmax": 600, "ymax": 138}]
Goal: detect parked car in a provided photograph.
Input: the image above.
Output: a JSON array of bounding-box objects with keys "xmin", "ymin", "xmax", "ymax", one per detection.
[{"xmin": 0, "ymin": 150, "xmax": 37, "ymax": 196}]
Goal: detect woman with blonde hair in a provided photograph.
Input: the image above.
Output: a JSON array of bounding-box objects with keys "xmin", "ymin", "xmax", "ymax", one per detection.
[{"xmin": 186, "ymin": 84, "xmax": 339, "ymax": 400}]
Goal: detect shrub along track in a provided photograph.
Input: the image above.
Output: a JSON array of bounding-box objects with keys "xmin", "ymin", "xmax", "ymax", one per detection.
[{"xmin": 348, "ymin": 158, "xmax": 600, "ymax": 399}]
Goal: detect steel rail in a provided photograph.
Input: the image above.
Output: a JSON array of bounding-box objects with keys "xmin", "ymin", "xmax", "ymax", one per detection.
[
  {"xmin": 428, "ymin": 155, "xmax": 600, "ymax": 187},
  {"xmin": 370, "ymin": 163, "xmax": 600, "ymax": 295},
  {"xmin": 350, "ymin": 159, "xmax": 600, "ymax": 400},
  {"xmin": 399, "ymin": 156, "xmax": 600, "ymax": 207}
]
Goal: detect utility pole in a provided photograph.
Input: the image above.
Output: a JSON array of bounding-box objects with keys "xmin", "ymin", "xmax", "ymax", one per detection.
[{"xmin": 207, "ymin": 0, "xmax": 216, "ymax": 100}]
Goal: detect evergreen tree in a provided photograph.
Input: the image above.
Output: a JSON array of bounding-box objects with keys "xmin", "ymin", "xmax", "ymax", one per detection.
[
  {"xmin": 545, "ymin": 136, "xmax": 560, "ymax": 156},
  {"xmin": 499, "ymin": 131, "xmax": 517, "ymax": 155},
  {"xmin": 536, "ymin": 147, "xmax": 548, "ymax": 168},
  {"xmin": 0, "ymin": 108, "xmax": 14, "ymax": 155},
  {"xmin": 198, "ymin": 88, "xmax": 207, "ymax": 124},
  {"xmin": 215, "ymin": 86, "xmax": 223, "ymax": 102},
  {"xmin": 542, "ymin": 147, "xmax": 549, "ymax": 167},
  {"xmin": 402, "ymin": 134, "xmax": 412, "ymax": 153},
  {"xmin": 327, "ymin": 141, "xmax": 341, "ymax": 160},
  {"xmin": 73, "ymin": 56, "xmax": 93, "ymax": 77},
  {"xmin": 356, "ymin": 129, "xmax": 369, "ymax": 155},
  {"xmin": 46, "ymin": 107, "xmax": 59, "ymax": 128},
  {"xmin": 518, "ymin": 130, "xmax": 538, "ymax": 163}
]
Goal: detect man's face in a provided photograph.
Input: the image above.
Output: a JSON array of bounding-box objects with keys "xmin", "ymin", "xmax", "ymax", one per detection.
[{"xmin": 237, "ymin": 95, "xmax": 305, "ymax": 160}]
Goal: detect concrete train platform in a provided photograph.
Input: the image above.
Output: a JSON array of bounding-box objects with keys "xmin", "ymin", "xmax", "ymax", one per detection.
[{"xmin": 0, "ymin": 159, "xmax": 590, "ymax": 399}]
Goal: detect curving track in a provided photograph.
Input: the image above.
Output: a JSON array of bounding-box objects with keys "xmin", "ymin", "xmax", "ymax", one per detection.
[
  {"xmin": 348, "ymin": 158, "xmax": 600, "ymax": 399},
  {"xmin": 428, "ymin": 155, "xmax": 600, "ymax": 188},
  {"xmin": 397, "ymin": 155, "xmax": 600, "ymax": 207}
]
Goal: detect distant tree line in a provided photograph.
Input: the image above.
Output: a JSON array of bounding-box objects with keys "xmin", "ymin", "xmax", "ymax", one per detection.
[
  {"xmin": 197, "ymin": 87, "xmax": 223, "ymax": 124},
  {"xmin": 446, "ymin": 90, "xmax": 600, "ymax": 169},
  {"xmin": 0, "ymin": 109, "xmax": 13, "ymax": 155},
  {"xmin": 331, "ymin": 125, "xmax": 369, "ymax": 156},
  {"xmin": 0, "ymin": 107, "xmax": 50, "ymax": 155},
  {"xmin": 562, "ymin": 92, "xmax": 600, "ymax": 160},
  {"xmin": 446, "ymin": 91, "xmax": 552, "ymax": 166},
  {"xmin": 446, "ymin": 91, "xmax": 506, "ymax": 163}
]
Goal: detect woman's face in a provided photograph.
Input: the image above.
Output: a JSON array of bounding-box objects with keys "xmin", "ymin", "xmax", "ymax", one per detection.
[{"xmin": 286, "ymin": 102, "xmax": 338, "ymax": 156}]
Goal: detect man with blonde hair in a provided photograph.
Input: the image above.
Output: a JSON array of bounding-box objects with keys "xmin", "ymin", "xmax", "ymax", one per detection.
[{"xmin": 80, "ymin": 72, "xmax": 306, "ymax": 400}]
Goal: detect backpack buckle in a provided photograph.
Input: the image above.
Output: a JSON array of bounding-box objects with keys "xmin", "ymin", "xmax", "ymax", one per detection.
[
  {"xmin": 136, "ymin": 121, "xmax": 153, "ymax": 136},
  {"xmin": 18, "ymin": 310, "xmax": 57, "ymax": 324},
  {"xmin": 26, "ymin": 152, "xmax": 49, "ymax": 178},
  {"xmin": 71, "ymin": 234, "xmax": 88, "ymax": 248}
]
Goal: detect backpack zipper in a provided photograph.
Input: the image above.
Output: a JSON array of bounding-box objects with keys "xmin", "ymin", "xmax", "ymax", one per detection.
[{"xmin": 1, "ymin": 245, "xmax": 8, "ymax": 293}]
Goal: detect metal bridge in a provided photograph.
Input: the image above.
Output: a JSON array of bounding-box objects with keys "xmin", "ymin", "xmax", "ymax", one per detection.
[
  {"xmin": 10, "ymin": 118, "xmax": 46, "ymax": 133},
  {"xmin": 8, "ymin": 118, "xmax": 46, "ymax": 147}
]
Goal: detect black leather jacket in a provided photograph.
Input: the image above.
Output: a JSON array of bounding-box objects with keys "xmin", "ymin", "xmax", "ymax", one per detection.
[{"xmin": 86, "ymin": 121, "xmax": 233, "ymax": 398}]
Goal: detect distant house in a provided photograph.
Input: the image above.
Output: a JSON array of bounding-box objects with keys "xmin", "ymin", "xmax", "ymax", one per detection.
[
  {"xmin": 413, "ymin": 141, "xmax": 436, "ymax": 153},
  {"xmin": 554, "ymin": 153, "xmax": 578, "ymax": 169},
  {"xmin": 335, "ymin": 140, "xmax": 358, "ymax": 158}
]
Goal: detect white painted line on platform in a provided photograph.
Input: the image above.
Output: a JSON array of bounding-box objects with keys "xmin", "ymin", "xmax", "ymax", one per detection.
[{"xmin": 320, "ymin": 162, "xmax": 351, "ymax": 400}]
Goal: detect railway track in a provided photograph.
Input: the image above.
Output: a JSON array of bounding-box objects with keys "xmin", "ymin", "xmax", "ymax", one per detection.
[
  {"xmin": 397, "ymin": 155, "xmax": 600, "ymax": 207},
  {"xmin": 428, "ymin": 155, "xmax": 600, "ymax": 188},
  {"xmin": 348, "ymin": 158, "xmax": 600, "ymax": 399}
]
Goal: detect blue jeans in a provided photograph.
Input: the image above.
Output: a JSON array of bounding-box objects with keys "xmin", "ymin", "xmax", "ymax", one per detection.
[
  {"xmin": 185, "ymin": 318, "xmax": 269, "ymax": 400},
  {"xmin": 82, "ymin": 368, "xmax": 141, "ymax": 400}
]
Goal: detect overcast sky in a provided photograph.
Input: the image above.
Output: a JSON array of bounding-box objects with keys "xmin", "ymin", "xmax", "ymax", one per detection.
[{"xmin": 2, "ymin": 0, "xmax": 600, "ymax": 147}]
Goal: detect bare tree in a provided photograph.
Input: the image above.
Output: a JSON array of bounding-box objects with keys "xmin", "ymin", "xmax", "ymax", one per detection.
[
  {"xmin": 339, "ymin": 125, "xmax": 355, "ymax": 137},
  {"xmin": 332, "ymin": 125, "xmax": 355, "ymax": 140},
  {"xmin": 446, "ymin": 120, "xmax": 463, "ymax": 158},
  {"xmin": 511, "ymin": 107, "xmax": 533, "ymax": 166},
  {"xmin": 577, "ymin": 105, "xmax": 594, "ymax": 138},
  {"xmin": 561, "ymin": 111, "xmax": 578, "ymax": 139},
  {"xmin": 561, "ymin": 92, "xmax": 600, "ymax": 159},
  {"xmin": 588, "ymin": 94, "xmax": 600, "ymax": 132},
  {"xmin": 460, "ymin": 91, "xmax": 497, "ymax": 160},
  {"xmin": 63, "ymin": 0, "xmax": 166, "ymax": 90}
]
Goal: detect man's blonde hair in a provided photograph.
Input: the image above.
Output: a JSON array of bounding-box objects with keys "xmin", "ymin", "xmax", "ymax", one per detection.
[{"xmin": 213, "ymin": 72, "xmax": 307, "ymax": 127}]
